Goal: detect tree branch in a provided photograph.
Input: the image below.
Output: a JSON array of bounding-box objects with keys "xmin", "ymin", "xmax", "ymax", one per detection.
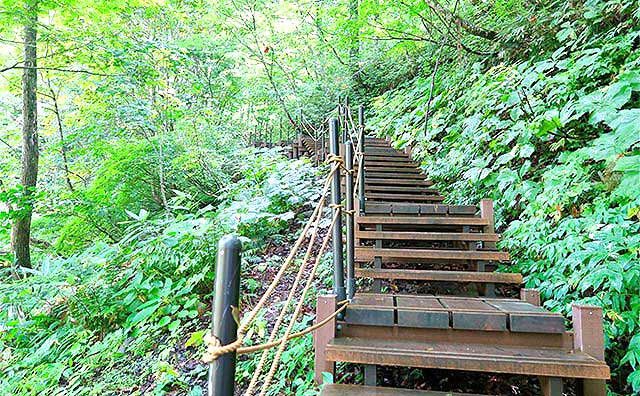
[
  {"xmin": 1, "ymin": 65, "xmax": 118, "ymax": 76},
  {"xmin": 425, "ymin": 0, "xmax": 498, "ymax": 40}
]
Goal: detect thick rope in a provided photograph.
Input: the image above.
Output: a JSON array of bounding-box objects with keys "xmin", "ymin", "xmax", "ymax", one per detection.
[
  {"xmin": 257, "ymin": 210, "xmax": 340, "ymax": 396},
  {"xmin": 246, "ymin": 158, "xmax": 343, "ymax": 395},
  {"xmin": 245, "ymin": 191, "xmax": 327, "ymax": 393},
  {"xmin": 202, "ymin": 164, "xmax": 339, "ymax": 363},
  {"xmin": 236, "ymin": 301, "xmax": 348, "ymax": 355}
]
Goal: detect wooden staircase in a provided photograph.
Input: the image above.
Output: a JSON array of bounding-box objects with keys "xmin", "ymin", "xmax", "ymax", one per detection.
[{"xmin": 314, "ymin": 137, "xmax": 609, "ymax": 395}]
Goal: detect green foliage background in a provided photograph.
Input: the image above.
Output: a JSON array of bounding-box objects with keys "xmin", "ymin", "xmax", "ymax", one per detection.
[{"xmin": 1, "ymin": 0, "xmax": 638, "ymax": 394}]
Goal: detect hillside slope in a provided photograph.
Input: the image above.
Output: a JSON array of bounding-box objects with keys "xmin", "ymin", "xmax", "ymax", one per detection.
[{"xmin": 367, "ymin": 2, "xmax": 639, "ymax": 393}]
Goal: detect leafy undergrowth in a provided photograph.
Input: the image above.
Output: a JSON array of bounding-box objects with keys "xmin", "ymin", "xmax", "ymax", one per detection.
[
  {"xmin": 0, "ymin": 147, "xmax": 325, "ymax": 395},
  {"xmin": 368, "ymin": 2, "xmax": 639, "ymax": 394}
]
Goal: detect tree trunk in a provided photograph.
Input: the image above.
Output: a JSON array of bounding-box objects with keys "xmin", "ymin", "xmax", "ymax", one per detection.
[
  {"xmin": 349, "ymin": 0, "xmax": 360, "ymax": 76},
  {"xmin": 47, "ymin": 81, "xmax": 74, "ymax": 193},
  {"xmin": 11, "ymin": 0, "xmax": 38, "ymax": 270}
]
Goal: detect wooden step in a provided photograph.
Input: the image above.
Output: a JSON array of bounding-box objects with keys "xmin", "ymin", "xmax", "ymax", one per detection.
[
  {"xmin": 365, "ymin": 147, "xmax": 404, "ymax": 153},
  {"xmin": 363, "ymin": 155, "xmax": 413, "ymax": 162},
  {"xmin": 326, "ymin": 337, "xmax": 610, "ymax": 379},
  {"xmin": 357, "ymin": 216, "xmax": 488, "ymax": 226},
  {"xmin": 358, "ymin": 166, "xmax": 422, "ymax": 174},
  {"xmin": 364, "ymin": 161, "xmax": 418, "ymax": 167},
  {"xmin": 356, "ymin": 230, "xmax": 498, "ymax": 241},
  {"xmin": 364, "ymin": 143, "xmax": 393, "ymax": 147},
  {"xmin": 364, "ymin": 152, "xmax": 410, "ymax": 159},
  {"xmin": 320, "ymin": 384, "xmax": 482, "ymax": 396},
  {"xmin": 342, "ymin": 185, "xmax": 439, "ymax": 196},
  {"xmin": 362, "ymin": 203, "xmax": 477, "ymax": 216},
  {"xmin": 354, "ymin": 268, "xmax": 522, "ymax": 283},
  {"xmin": 366, "ymin": 172, "xmax": 427, "ymax": 180},
  {"xmin": 363, "ymin": 185, "xmax": 439, "ymax": 194},
  {"xmin": 366, "ymin": 193, "xmax": 445, "ymax": 202},
  {"xmin": 346, "ymin": 294, "xmax": 563, "ymax": 333},
  {"xmin": 355, "ymin": 247, "xmax": 510, "ymax": 262},
  {"xmin": 366, "ymin": 178, "xmax": 434, "ymax": 186}
]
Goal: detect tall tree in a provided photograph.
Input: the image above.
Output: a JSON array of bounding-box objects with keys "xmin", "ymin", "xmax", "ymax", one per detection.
[{"xmin": 11, "ymin": 0, "xmax": 38, "ymax": 269}]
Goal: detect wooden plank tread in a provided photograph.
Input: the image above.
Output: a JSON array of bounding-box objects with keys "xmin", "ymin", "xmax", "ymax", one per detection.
[
  {"xmin": 364, "ymin": 161, "xmax": 418, "ymax": 167},
  {"xmin": 326, "ymin": 338, "xmax": 610, "ymax": 379},
  {"xmin": 320, "ymin": 384, "xmax": 483, "ymax": 396},
  {"xmin": 366, "ymin": 193, "xmax": 445, "ymax": 202},
  {"xmin": 363, "ymin": 185, "xmax": 439, "ymax": 194},
  {"xmin": 366, "ymin": 178, "xmax": 434, "ymax": 186},
  {"xmin": 355, "ymin": 247, "xmax": 509, "ymax": 262},
  {"xmin": 346, "ymin": 294, "xmax": 562, "ymax": 333},
  {"xmin": 366, "ymin": 172, "xmax": 426, "ymax": 179},
  {"xmin": 354, "ymin": 268, "xmax": 522, "ymax": 283},
  {"xmin": 356, "ymin": 230, "xmax": 499, "ymax": 242},
  {"xmin": 357, "ymin": 216, "xmax": 488, "ymax": 226},
  {"xmin": 362, "ymin": 203, "xmax": 477, "ymax": 216}
]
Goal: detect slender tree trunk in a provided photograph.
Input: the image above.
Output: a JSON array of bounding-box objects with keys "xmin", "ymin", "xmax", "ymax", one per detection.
[
  {"xmin": 11, "ymin": 0, "xmax": 38, "ymax": 269},
  {"xmin": 47, "ymin": 83, "xmax": 74, "ymax": 192},
  {"xmin": 349, "ymin": 0, "xmax": 360, "ymax": 75}
]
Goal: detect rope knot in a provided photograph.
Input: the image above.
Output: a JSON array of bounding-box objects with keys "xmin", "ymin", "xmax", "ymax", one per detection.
[
  {"xmin": 325, "ymin": 154, "xmax": 343, "ymax": 165},
  {"xmin": 202, "ymin": 331, "xmax": 244, "ymax": 363}
]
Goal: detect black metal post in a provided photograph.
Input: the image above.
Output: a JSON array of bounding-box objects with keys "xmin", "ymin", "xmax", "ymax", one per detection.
[
  {"xmin": 343, "ymin": 97, "xmax": 349, "ymax": 142},
  {"xmin": 357, "ymin": 105, "xmax": 366, "ymax": 214},
  {"xmin": 208, "ymin": 235, "xmax": 242, "ymax": 396},
  {"xmin": 320, "ymin": 132, "xmax": 326, "ymax": 162},
  {"xmin": 329, "ymin": 118, "xmax": 346, "ymax": 303},
  {"xmin": 345, "ymin": 141, "xmax": 355, "ymax": 300},
  {"xmin": 337, "ymin": 104, "xmax": 343, "ymax": 144}
]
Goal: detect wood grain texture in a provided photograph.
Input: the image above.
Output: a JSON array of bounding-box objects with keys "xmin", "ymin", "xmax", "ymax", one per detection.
[{"xmin": 326, "ymin": 338, "xmax": 610, "ymax": 379}]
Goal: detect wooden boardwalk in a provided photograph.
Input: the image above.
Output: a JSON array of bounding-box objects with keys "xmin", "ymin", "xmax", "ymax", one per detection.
[{"xmin": 309, "ymin": 136, "xmax": 609, "ymax": 396}]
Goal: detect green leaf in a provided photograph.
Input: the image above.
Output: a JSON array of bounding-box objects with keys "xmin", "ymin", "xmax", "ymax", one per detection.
[
  {"xmin": 158, "ymin": 316, "xmax": 171, "ymax": 327},
  {"xmin": 129, "ymin": 302, "xmax": 161, "ymax": 325},
  {"xmin": 186, "ymin": 330, "xmax": 206, "ymax": 347}
]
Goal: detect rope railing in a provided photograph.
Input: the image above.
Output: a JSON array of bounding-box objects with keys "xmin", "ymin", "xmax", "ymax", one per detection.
[{"xmin": 203, "ymin": 126, "xmax": 355, "ymax": 395}]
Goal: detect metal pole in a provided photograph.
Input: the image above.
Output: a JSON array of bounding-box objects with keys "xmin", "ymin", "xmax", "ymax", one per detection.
[
  {"xmin": 337, "ymin": 104, "xmax": 343, "ymax": 144},
  {"xmin": 357, "ymin": 105, "xmax": 366, "ymax": 214},
  {"xmin": 329, "ymin": 118, "xmax": 346, "ymax": 303},
  {"xmin": 345, "ymin": 141, "xmax": 355, "ymax": 300},
  {"xmin": 343, "ymin": 97, "xmax": 349, "ymax": 142},
  {"xmin": 208, "ymin": 235, "xmax": 242, "ymax": 396}
]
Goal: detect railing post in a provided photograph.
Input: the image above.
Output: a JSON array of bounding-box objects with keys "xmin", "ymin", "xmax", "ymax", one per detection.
[
  {"xmin": 329, "ymin": 118, "xmax": 346, "ymax": 303},
  {"xmin": 208, "ymin": 235, "xmax": 242, "ymax": 396},
  {"xmin": 342, "ymin": 104, "xmax": 348, "ymax": 143},
  {"xmin": 345, "ymin": 141, "xmax": 355, "ymax": 300},
  {"xmin": 357, "ymin": 104, "xmax": 366, "ymax": 214},
  {"xmin": 343, "ymin": 97, "xmax": 350, "ymax": 141}
]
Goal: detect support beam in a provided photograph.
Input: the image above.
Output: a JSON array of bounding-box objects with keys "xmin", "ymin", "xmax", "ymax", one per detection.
[
  {"xmin": 314, "ymin": 294, "xmax": 337, "ymax": 384},
  {"xmin": 539, "ymin": 377, "xmax": 563, "ymax": 396},
  {"xmin": 520, "ymin": 289, "xmax": 541, "ymax": 306},
  {"xmin": 573, "ymin": 305, "xmax": 607, "ymax": 396}
]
